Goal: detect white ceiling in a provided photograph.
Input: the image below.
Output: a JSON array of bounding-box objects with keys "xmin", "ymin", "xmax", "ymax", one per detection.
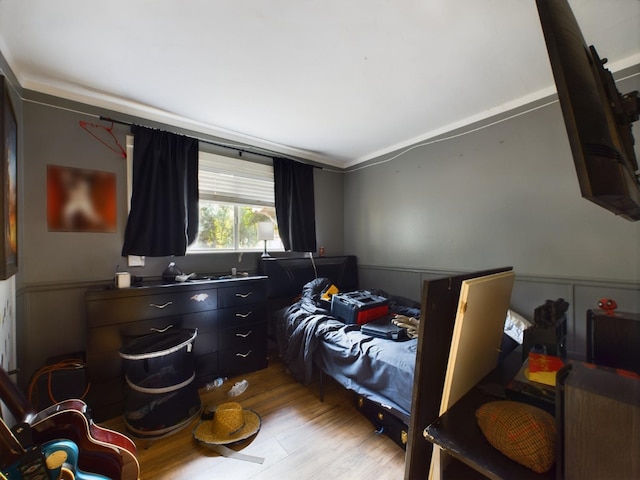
[{"xmin": 1, "ymin": 0, "xmax": 639, "ymax": 168}]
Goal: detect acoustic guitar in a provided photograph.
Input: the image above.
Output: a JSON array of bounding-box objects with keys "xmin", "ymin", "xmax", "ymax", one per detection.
[
  {"xmin": 2, "ymin": 424, "xmax": 110, "ymax": 480},
  {"xmin": 0, "ymin": 368, "xmax": 139, "ymax": 480},
  {"xmin": 0, "ymin": 416, "xmax": 49, "ymax": 479}
]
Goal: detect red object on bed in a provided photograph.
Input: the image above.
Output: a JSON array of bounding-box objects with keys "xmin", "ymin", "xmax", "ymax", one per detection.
[{"xmin": 330, "ymin": 291, "xmax": 389, "ymax": 325}]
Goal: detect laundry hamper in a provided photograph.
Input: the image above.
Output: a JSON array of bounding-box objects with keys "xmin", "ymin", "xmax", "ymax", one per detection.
[{"xmin": 119, "ymin": 328, "xmax": 201, "ymax": 438}]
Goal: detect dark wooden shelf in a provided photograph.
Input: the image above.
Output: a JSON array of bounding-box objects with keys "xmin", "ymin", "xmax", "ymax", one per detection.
[{"xmin": 424, "ymin": 351, "xmax": 555, "ymax": 480}]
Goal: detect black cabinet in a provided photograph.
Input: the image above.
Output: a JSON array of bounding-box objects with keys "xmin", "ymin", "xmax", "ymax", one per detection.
[
  {"xmin": 217, "ymin": 282, "xmax": 268, "ymax": 376},
  {"xmin": 587, "ymin": 309, "xmax": 640, "ymax": 373},
  {"xmin": 85, "ymin": 276, "xmax": 267, "ymax": 421}
]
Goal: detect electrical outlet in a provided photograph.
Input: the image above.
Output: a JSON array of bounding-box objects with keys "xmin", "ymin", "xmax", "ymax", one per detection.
[{"xmin": 128, "ymin": 255, "xmax": 145, "ymax": 267}]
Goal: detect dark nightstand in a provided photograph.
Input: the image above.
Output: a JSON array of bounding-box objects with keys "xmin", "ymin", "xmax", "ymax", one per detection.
[{"xmin": 587, "ymin": 309, "xmax": 640, "ymax": 373}]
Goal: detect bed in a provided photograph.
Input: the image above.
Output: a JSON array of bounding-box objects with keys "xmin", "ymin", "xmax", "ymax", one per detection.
[
  {"xmin": 275, "ymin": 277, "xmax": 421, "ymax": 421},
  {"xmin": 261, "ymin": 256, "xmax": 524, "ymax": 460}
]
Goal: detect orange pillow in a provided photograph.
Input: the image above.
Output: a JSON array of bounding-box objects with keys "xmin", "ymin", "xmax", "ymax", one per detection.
[{"xmin": 476, "ymin": 400, "xmax": 556, "ymax": 473}]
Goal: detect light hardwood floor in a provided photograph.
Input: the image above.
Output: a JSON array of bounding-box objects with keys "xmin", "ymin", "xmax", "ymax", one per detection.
[{"xmin": 104, "ymin": 353, "xmax": 407, "ymax": 480}]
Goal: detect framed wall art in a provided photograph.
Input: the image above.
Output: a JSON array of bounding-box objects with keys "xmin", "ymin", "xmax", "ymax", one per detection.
[
  {"xmin": 0, "ymin": 76, "xmax": 17, "ymax": 280},
  {"xmin": 46, "ymin": 165, "xmax": 117, "ymax": 233}
]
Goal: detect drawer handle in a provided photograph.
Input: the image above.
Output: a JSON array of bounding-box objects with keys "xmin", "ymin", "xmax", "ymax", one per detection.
[
  {"xmin": 150, "ymin": 325, "xmax": 174, "ymax": 333},
  {"xmin": 149, "ymin": 301, "xmax": 172, "ymax": 309},
  {"xmin": 236, "ymin": 350, "xmax": 253, "ymax": 358},
  {"xmin": 236, "ymin": 331, "xmax": 253, "ymax": 338},
  {"xmin": 235, "ymin": 311, "xmax": 252, "ymax": 318},
  {"xmin": 190, "ymin": 293, "xmax": 209, "ymax": 302},
  {"xmin": 235, "ymin": 292, "xmax": 253, "ymax": 299}
]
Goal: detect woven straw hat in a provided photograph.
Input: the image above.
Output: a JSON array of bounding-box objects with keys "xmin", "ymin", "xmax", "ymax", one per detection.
[{"xmin": 194, "ymin": 402, "xmax": 261, "ymax": 445}]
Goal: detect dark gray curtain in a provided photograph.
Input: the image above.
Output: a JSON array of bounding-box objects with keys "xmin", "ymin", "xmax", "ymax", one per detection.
[
  {"xmin": 273, "ymin": 157, "xmax": 317, "ymax": 252},
  {"xmin": 121, "ymin": 126, "xmax": 199, "ymax": 257}
]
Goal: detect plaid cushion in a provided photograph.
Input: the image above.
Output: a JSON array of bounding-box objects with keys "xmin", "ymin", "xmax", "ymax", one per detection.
[{"xmin": 476, "ymin": 400, "xmax": 556, "ymax": 473}]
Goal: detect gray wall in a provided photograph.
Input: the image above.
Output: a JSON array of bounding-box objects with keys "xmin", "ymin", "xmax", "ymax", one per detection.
[
  {"xmin": 7, "ymin": 43, "xmax": 640, "ymax": 382},
  {"xmin": 20, "ymin": 97, "xmax": 345, "ymax": 284},
  {"xmin": 345, "ymin": 96, "xmax": 639, "ymax": 282},
  {"xmin": 345, "ymin": 72, "xmax": 640, "ymax": 359},
  {"xmin": 17, "ymin": 94, "xmax": 345, "ymax": 382}
]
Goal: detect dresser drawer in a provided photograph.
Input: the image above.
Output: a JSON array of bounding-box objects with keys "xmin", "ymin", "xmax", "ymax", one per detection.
[
  {"xmin": 219, "ymin": 341, "xmax": 268, "ymax": 377},
  {"xmin": 87, "ymin": 316, "xmax": 180, "ymax": 355},
  {"xmin": 219, "ymin": 321, "xmax": 267, "ymax": 351},
  {"xmin": 87, "ymin": 311, "xmax": 217, "ymax": 354},
  {"xmin": 219, "ymin": 320, "xmax": 267, "ymax": 377},
  {"xmin": 218, "ymin": 282, "xmax": 266, "ymax": 308},
  {"xmin": 86, "ymin": 287, "xmax": 218, "ymax": 327},
  {"xmin": 87, "ymin": 333, "xmax": 218, "ymax": 380},
  {"xmin": 218, "ymin": 304, "xmax": 266, "ymax": 329}
]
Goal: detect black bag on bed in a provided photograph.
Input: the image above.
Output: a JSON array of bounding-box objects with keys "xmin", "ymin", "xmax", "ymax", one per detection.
[{"xmin": 361, "ymin": 317, "xmax": 408, "ymax": 341}]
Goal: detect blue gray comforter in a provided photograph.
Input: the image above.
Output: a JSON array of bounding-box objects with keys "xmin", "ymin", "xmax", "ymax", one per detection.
[{"xmin": 275, "ymin": 279, "xmax": 420, "ymax": 418}]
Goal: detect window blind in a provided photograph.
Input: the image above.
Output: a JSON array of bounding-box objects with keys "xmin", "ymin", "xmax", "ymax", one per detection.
[{"xmin": 199, "ymin": 152, "xmax": 274, "ymax": 206}]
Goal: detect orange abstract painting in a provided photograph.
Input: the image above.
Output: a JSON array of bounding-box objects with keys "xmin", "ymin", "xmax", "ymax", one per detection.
[{"xmin": 47, "ymin": 165, "xmax": 117, "ymax": 232}]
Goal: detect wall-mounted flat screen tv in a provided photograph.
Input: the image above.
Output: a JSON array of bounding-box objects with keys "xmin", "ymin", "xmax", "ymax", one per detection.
[{"xmin": 536, "ymin": 0, "xmax": 640, "ymax": 221}]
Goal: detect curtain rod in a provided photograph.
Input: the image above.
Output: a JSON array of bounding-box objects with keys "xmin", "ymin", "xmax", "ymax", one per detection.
[{"xmin": 100, "ymin": 116, "xmax": 321, "ymax": 168}]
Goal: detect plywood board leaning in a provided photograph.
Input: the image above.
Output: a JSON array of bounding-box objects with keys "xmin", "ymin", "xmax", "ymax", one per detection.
[{"xmin": 429, "ymin": 270, "xmax": 515, "ymax": 479}]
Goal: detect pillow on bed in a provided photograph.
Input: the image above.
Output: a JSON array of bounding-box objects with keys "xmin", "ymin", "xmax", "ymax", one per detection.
[
  {"xmin": 368, "ymin": 288, "xmax": 421, "ymax": 317},
  {"xmin": 302, "ymin": 277, "xmax": 331, "ymax": 297},
  {"xmin": 476, "ymin": 400, "xmax": 556, "ymax": 473},
  {"xmin": 503, "ymin": 309, "xmax": 532, "ymax": 344},
  {"xmin": 300, "ymin": 278, "xmax": 333, "ymax": 314}
]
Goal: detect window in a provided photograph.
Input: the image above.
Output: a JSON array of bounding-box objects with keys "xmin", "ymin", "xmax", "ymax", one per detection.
[{"xmin": 188, "ymin": 152, "xmax": 282, "ymax": 253}]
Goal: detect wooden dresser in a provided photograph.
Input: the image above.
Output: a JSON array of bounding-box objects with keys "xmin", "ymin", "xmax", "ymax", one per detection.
[{"xmin": 85, "ymin": 276, "xmax": 268, "ymax": 421}]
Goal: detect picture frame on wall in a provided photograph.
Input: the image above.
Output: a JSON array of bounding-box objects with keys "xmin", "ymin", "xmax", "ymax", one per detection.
[
  {"xmin": 0, "ymin": 76, "xmax": 18, "ymax": 280},
  {"xmin": 46, "ymin": 165, "xmax": 117, "ymax": 233}
]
